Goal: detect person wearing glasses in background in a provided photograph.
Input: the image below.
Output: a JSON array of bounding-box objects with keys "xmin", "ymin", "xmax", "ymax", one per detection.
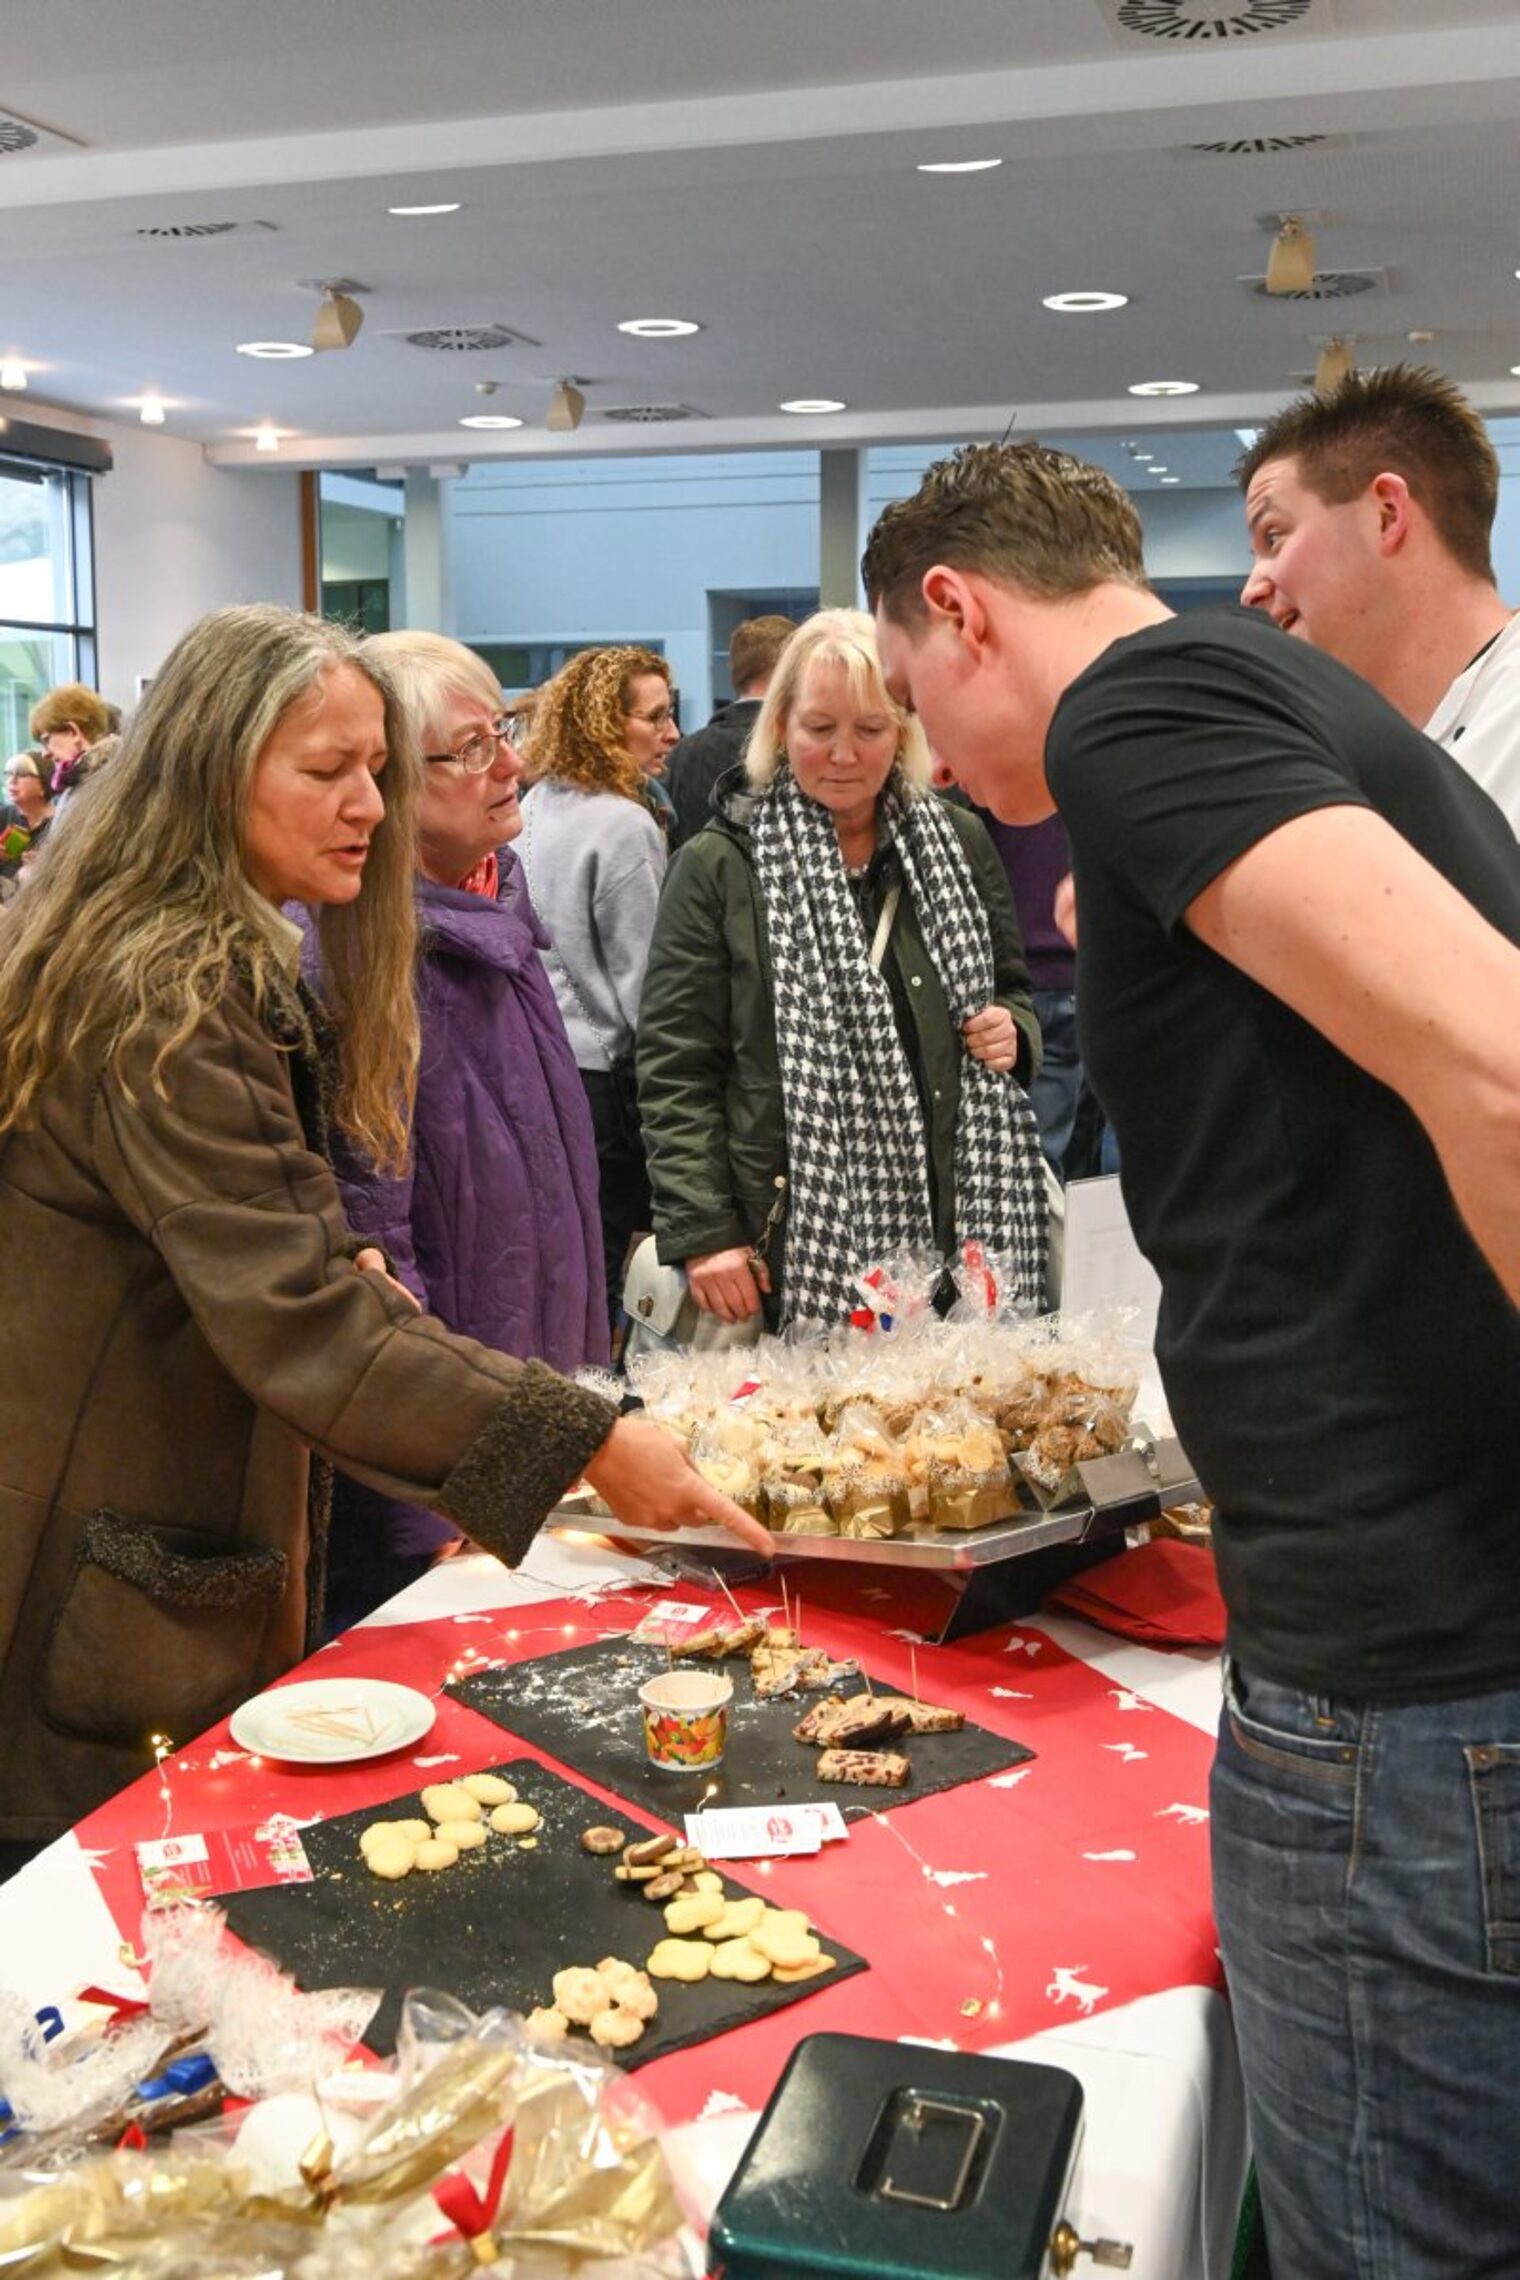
[
  {"xmin": 517, "ymin": 646, "xmax": 678, "ymax": 1336},
  {"xmin": 1, "ymin": 754, "xmax": 54, "ymax": 899},
  {"xmin": 304, "ymin": 632, "xmax": 610, "ymax": 1629}
]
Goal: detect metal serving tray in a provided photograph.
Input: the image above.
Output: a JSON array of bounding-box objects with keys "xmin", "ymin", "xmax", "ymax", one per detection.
[{"xmin": 547, "ymin": 1433, "xmax": 1201, "ymax": 1575}]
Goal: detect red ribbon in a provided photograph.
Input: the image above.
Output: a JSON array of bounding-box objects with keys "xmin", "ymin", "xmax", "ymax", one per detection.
[
  {"xmin": 76, "ymin": 1986, "xmax": 152, "ymax": 2024},
  {"xmin": 116, "ymin": 2122, "xmax": 148, "ymax": 2152},
  {"xmin": 432, "ymin": 2125, "xmax": 515, "ymax": 2243}
]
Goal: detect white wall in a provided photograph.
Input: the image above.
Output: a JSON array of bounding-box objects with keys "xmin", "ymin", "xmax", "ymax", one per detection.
[
  {"xmin": 90, "ymin": 424, "xmax": 301, "ymax": 705},
  {"xmin": 448, "ymin": 451, "xmax": 819, "ymax": 723},
  {"xmin": 7, "ymin": 400, "xmax": 302, "ymax": 708}
]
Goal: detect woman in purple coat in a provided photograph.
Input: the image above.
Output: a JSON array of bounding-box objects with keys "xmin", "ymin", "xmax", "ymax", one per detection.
[{"xmin": 319, "ymin": 631, "xmax": 608, "ymax": 1627}]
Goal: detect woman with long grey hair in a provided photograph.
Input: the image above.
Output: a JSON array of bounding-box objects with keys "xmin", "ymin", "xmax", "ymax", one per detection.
[{"xmin": 0, "ymin": 603, "xmax": 768, "ymax": 1859}]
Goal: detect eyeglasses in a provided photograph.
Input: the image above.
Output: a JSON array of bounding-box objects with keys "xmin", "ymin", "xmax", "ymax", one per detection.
[
  {"xmin": 626, "ymin": 703, "xmax": 675, "ymax": 729},
  {"xmin": 422, "ymin": 718, "xmax": 514, "ymax": 773}
]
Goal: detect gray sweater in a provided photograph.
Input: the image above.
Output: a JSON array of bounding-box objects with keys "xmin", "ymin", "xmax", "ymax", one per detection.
[{"xmin": 518, "ymin": 777, "xmax": 667, "ymax": 1068}]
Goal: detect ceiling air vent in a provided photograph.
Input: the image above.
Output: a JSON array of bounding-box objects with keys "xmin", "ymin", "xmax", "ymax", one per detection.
[
  {"xmin": 398, "ymin": 323, "xmax": 539, "ymax": 353},
  {"xmin": 1185, "ymin": 134, "xmax": 1334, "ymax": 156},
  {"xmin": 1243, "ymin": 267, "xmax": 1387, "ymax": 303},
  {"xmin": 1097, "ymin": 0, "xmax": 1324, "ymax": 39},
  {"xmin": 601, "ymin": 403, "xmax": 709, "ymax": 424},
  {"xmin": 136, "ymin": 220, "xmax": 277, "ymax": 239},
  {"xmin": 0, "ymin": 109, "xmax": 83, "ymax": 157}
]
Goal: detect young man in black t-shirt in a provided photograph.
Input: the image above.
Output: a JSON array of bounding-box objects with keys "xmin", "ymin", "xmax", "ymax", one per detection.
[{"xmin": 866, "ymin": 442, "xmax": 1520, "ymax": 2280}]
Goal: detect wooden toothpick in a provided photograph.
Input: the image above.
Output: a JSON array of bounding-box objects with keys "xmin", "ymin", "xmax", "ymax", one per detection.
[
  {"xmin": 712, "ymin": 1567, "xmax": 747, "ymax": 1626},
  {"xmin": 794, "ymin": 1594, "xmax": 803, "ymax": 1649},
  {"xmin": 780, "ymin": 1575, "xmax": 791, "ymax": 1636},
  {"xmin": 910, "ymin": 1644, "xmax": 920, "ymax": 1704}
]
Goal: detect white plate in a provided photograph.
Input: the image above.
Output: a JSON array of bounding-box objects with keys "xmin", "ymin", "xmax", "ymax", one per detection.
[{"xmin": 229, "ymin": 1677, "xmax": 436, "ymax": 1764}]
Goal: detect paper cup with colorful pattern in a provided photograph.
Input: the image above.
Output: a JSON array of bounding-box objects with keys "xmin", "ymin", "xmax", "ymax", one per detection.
[{"xmin": 638, "ymin": 1669, "xmax": 733, "ymax": 1772}]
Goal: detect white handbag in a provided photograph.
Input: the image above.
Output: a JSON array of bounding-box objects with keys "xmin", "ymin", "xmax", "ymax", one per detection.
[{"xmin": 621, "ymin": 1236, "xmax": 762, "ymax": 1362}]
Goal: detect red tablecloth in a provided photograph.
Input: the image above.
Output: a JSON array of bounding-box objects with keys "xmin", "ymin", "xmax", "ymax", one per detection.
[{"xmin": 75, "ymin": 1569, "xmax": 1222, "ymax": 2121}]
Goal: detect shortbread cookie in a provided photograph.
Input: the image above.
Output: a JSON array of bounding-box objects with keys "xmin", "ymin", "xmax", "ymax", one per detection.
[
  {"xmin": 523, "ymin": 2006, "xmax": 569, "ymax": 2044},
  {"xmin": 421, "ymin": 1783, "xmax": 484, "ymax": 1824},
  {"xmin": 749, "ymin": 1910, "xmax": 818, "ymax": 1969},
  {"xmin": 772, "ymin": 1952, "xmax": 836, "ymax": 1983},
  {"xmin": 580, "ymin": 1825, "xmax": 628, "ymax": 1855},
  {"xmin": 413, "ymin": 1838, "xmax": 459, "ymax": 1872},
  {"xmin": 462, "ymin": 1772, "xmax": 519, "ymax": 1806},
  {"xmin": 364, "ymin": 1844, "xmax": 414, "ymax": 1881},
  {"xmin": 647, "ymin": 1939, "xmax": 713, "ymax": 1983},
  {"xmin": 664, "ymin": 1892, "xmax": 726, "ymax": 1936},
  {"xmin": 625, "ymin": 1833, "xmax": 678, "ymax": 1868},
  {"xmin": 709, "ymin": 1937, "xmax": 772, "ymax": 1984},
  {"xmin": 704, "ymin": 1897, "xmax": 766, "ymax": 1942},
  {"xmin": 489, "ymin": 1801, "xmax": 541, "ymax": 1836},
  {"xmin": 435, "ymin": 1819, "xmax": 487, "ymax": 1851}
]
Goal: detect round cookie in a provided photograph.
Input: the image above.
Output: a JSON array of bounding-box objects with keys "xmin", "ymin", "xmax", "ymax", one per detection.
[
  {"xmin": 552, "ymin": 1966, "xmax": 611, "ymax": 2024},
  {"xmin": 421, "ymin": 1783, "xmax": 483, "ymax": 1825},
  {"xmin": 462, "ymin": 1773, "xmax": 519, "ymax": 1806},
  {"xmin": 413, "ymin": 1838, "xmax": 459, "ymax": 1872},
  {"xmin": 489, "ymin": 1801, "xmax": 541, "ymax": 1836},
  {"xmin": 647, "ymin": 1939, "xmax": 713, "ymax": 1983},
  {"xmin": 365, "ymin": 1845, "xmax": 414, "ymax": 1881},
  {"xmin": 435, "ymin": 1819, "xmax": 488, "ymax": 1851},
  {"xmin": 581, "ymin": 1825, "xmax": 628, "ymax": 1855}
]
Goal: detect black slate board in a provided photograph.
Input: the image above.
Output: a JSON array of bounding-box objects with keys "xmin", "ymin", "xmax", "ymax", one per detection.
[
  {"xmin": 448, "ymin": 1638, "xmax": 1034, "ymax": 1825},
  {"xmin": 217, "ymin": 1756, "xmax": 867, "ymax": 2063}
]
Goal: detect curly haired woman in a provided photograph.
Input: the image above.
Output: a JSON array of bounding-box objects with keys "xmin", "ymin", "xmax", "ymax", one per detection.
[{"xmin": 517, "ymin": 645, "xmax": 679, "ymax": 1330}]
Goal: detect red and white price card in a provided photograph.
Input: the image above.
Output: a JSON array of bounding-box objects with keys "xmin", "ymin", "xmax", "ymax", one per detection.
[
  {"xmin": 684, "ymin": 1803, "xmax": 849, "ymax": 1859},
  {"xmin": 628, "ymin": 1599, "xmax": 728, "ymax": 1648},
  {"xmin": 134, "ymin": 1818, "xmax": 313, "ymax": 1901}
]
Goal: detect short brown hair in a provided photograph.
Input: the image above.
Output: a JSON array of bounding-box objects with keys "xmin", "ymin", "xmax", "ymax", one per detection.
[
  {"xmin": 863, "ymin": 441, "xmax": 1147, "ymax": 622},
  {"xmin": 727, "ymin": 615, "xmax": 796, "ymax": 694},
  {"xmin": 29, "ymin": 682, "xmax": 112, "ymax": 744},
  {"xmin": 1237, "ymin": 365, "xmax": 1498, "ymax": 582}
]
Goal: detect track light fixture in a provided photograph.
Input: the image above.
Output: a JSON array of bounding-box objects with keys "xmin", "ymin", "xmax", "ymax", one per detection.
[
  {"xmin": 546, "ymin": 378, "xmax": 587, "ymax": 433},
  {"xmin": 1265, "ymin": 216, "xmax": 1317, "ymax": 296},
  {"xmin": 1314, "ymin": 337, "xmax": 1356, "ymax": 392},
  {"xmin": 310, "ymin": 287, "xmax": 365, "ymax": 353}
]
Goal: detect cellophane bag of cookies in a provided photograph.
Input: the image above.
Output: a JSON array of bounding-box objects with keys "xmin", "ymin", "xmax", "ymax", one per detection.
[
  {"xmin": 1012, "ymin": 1312, "xmax": 1142, "ymax": 1498},
  {"xmin": 822, "ymin": 1404, "xmax": 912, "ymax": 1537},
  {"xmin": 903, "ymin": 1396, "xmax": 1019, "ymax": 1531}
]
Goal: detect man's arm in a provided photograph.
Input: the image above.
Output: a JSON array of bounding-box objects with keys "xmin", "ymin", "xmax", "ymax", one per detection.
[{"xmin": 1185, "ymin": 804, "xmax": 1520, "ymax": 1305}]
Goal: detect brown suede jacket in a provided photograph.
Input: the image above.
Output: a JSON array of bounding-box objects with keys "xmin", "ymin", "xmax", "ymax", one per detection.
[{"xmin": 0, "ymin": 971, "xmax": 617, "ymax": 1840}]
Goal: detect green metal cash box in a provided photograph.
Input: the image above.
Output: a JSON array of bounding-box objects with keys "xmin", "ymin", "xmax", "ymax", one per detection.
[{"xmin": 709, "ymin": 2032, "xmax": 1129, "ymax": 2280}]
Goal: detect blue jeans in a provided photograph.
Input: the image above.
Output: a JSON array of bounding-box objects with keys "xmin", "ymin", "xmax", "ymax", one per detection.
[
  {"xmin": 1029, "ymin": 989, "xmax": 1082, "ymax": 1174},
  {"xmin": 1211, "ymin": 1660, "xmax": 1520, "ymax": 2279}
]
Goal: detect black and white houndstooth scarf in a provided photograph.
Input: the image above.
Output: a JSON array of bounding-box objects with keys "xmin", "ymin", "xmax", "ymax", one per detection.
[{"xmin": 750, "ymin": 769, "xmax": 1046, "ymax": 1325}]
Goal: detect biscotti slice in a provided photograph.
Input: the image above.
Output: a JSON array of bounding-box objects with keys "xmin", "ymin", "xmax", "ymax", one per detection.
[
  {"xmin": 821, "ymin": 1696, "xmax": 914, "ymax": 1749},
  {"xmin": 792, "ymin": 1695, "xmax": 847, "ymax": 1745},
  {"xmin": 815, "ymin": 1748, "xmax": 911, "ymax": 1788},
  {"xmin": 873, "ymin": 1695, "xmax": 966, "ymax": 1736}
]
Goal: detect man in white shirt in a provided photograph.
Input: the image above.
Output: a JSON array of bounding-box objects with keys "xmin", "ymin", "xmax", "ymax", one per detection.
[{"xmin": 1239, "ymin": 364, "xmax": 1520, "ymax": 834}]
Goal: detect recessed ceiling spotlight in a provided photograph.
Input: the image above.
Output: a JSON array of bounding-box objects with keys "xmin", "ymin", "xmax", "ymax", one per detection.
[
  {"xmin": 780, "ymin": 398, "xmax": 847, "ymax": 415},
  {"xmin": 0, "ymin": 360, "xmax": 26, "ymax": 391},
  {"xmin": 255, "ymin": 426, "xmax": 280, "ymax": 452},
  {"xmin": 388, "ymin": 201, "xmax": 462, "ymax": 216},
  {"xmin": 459, "ymin": 413, "xmax": 524, "ymax": 429},
  {"xmin": 917, "ymin": 157, "xmax": 1003, "ymax": 174},
  {"xmin": 237, "ymin": 340, "xmax": 315, "ymax": 360},
  {"xmin": 1132, "ymin": 450, "xmax": 1154, "ymax": 462},
  {"xmin": 618, "ymin": 318, "xmax": 700, "ymax": 339},
  {"xmin": 1510, "ymin": 364, "xmax": 1520, "ymax": 377},
  {"xmin": 1128, "ymin": 379, "xmax": 1199, "ymax": 397},
  {"xmin": 1042, "ymin": 291, "xmax": 1128, "ymax": 313},
  {"xmin": 1150, "ymin": 465, "xmax": 1170, "ymax": 475},
  {"xmin": 139, "ymin": 396, "xmax": 167, "ymax": 426},
  {"xmin": 1160, "ymin": 476, "xmax": 1181, "ymax": 485}
]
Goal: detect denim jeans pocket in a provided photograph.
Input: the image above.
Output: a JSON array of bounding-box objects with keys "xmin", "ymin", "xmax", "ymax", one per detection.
[
  {"xmin": 1223, "ymin": 1658, "xmax": 1360, "ymax": 1787},
  {"xmin": 1465, "ymin": 1743, "xmax": 1520, "ymax": 1975}
]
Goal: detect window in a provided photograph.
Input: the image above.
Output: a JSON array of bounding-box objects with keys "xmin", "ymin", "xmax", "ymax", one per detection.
[{"xmin": 0, "ymin": 460, "xmax": 97, "ymax": 754}]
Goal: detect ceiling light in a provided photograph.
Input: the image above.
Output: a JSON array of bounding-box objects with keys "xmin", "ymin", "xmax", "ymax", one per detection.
[
  {"xmin": 917, "ymin": 157, "xmax": 1003, "ymax": 174},
  {"xmin": 1128, "ymin": 380, "xmax": 1199, "ymax": 397},
  {"xmin": 388, "ymin": 201, "xmax": 462, "ymax": 216},
  {"xmin": 618, "ymin": 318, "xmax": 700, "ymax": 339},
  {"xmin": 0, "ymin": 361, "xmax": 26, "ymax": 391},
  {"xmin": 237, "ymin": 340, "xmax": 314, "ymax": 360},
  {"xmin": 1160, "ymin": 476, "xmax": 1181, "ymax": 485},
  {"xmin": 1314, "ymin": 336, "xmax": 1356, "ymax": 391},
  {"xmin": 139, "ymin": 396, "xmax": 166, "ymax": 426},
  {"xmin": 311, "ymin": 290, "xmax": 364, "ymax": 353},
  {"xmin": 1510, "ymin": 364, "xmax": 1520, "ymax": 377},
  {"xmin": 1132, "ymin": 452, "xmax": 1153, "ymax": 463},
  {"xmin": 459, "ymin": 413, "xmax": 523, "ymax": 429},
  {"xmin": 1265, "ymin": 215, "xmax": 1317, "ymax": 296},
  {"xmin": 780, "ymin": 398, "xmax": 847, "ymax": 415},
  {"xmin": 1150, "ymin": 465, "xmax": 1170, "ymax": 475},
  {"xmin": 1042, "ymin": 290, "xmax": 1128, "ymax": 313},
  {"xmin": 255, "ymin": 426, "xmax": 280, "ymax": 453},
  {"xmin": 546, "ymin": 379, "xmax": 587, "ymax": 433}
]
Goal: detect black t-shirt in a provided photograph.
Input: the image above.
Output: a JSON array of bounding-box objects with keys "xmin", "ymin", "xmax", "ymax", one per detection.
[{"xmin": 1048, "ymin": 607, "xmax": 1520, "ymax": 1701}]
